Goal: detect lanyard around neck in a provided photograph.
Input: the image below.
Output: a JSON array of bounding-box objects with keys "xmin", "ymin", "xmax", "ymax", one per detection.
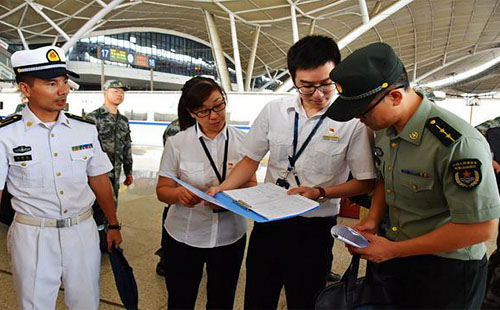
[
  {"xmin": 197, "ymin": 126, "xmax": 229, "ymax": 184},
  {"xmin": 288, "ymin": 111, "xmax": 327, "ymax": 185}
]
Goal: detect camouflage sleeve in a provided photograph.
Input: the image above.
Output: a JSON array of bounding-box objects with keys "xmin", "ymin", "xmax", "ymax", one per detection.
[
  {"xmin": 85, "ymin": 111, "xmax": 99, "ymax": 131},
  {"xmin": 475, "ymin": 117, "xmax": 500, "ymax": 137},
  {"xmin": 162, "ymin": 119, "xmax": 180, "ymax": 145},
  {"xmin": 123, "ymin": 122, "xmax": 133, "ymax": 175}
]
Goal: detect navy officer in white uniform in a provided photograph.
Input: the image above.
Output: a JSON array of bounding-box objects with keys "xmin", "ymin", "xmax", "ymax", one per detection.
[{"xmin": 0, "ymin": 46, "xmax": 122, "ymax": 310}]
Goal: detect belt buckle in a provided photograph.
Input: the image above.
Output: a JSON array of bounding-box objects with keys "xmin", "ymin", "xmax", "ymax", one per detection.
[{"xmin": 56, "ymin": 218, "xmax": 72, "ymax": 228}]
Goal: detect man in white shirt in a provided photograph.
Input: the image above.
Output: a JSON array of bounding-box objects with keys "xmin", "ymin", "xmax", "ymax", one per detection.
[
  {"xmin": 0, "ymin": 46, "xmax": 122, "ymax": 310},
  {"xmin": 209, "ymin": 35, "xmax": 377, "ymax": 309}
]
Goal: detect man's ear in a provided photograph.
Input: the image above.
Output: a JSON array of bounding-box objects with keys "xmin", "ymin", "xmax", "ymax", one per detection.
[
  {"xmin": 389, "ymin": 89, "xmax": 403, "ymax": 107},
  {"xmin": 18, "ymin": 82, "xmax": 31, "ymax": 98}
]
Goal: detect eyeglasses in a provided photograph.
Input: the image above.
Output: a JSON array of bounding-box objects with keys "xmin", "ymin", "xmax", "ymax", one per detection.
[
  {"xmin": 296, "ymin": 82, "xmax": 336, "ymax": 96},
  {"xmin": 359, "ymin": 85, "xmax": 405, "ymax": 117},
  {"xmin": 191, "ymin": 102, "xmax": 226, "ymax": 118}
]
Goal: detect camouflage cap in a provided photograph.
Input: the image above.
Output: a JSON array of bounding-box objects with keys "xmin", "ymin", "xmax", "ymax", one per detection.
[{"xmin": 103, "ymin": 79, "xmax": 130, "ymax": 91}]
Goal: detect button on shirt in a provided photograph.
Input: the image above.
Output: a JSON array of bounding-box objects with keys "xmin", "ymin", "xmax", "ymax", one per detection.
[
  {"xmin": 242, "ymin": 95, "xmax": 377, "ymax": 217},
  {"xmin": 0, "ymin": 107, "xmax": 112, "ymax": 219},
  {"xmin": 375, "ymin": 95, "xmax": 500, "ymax": 260},
  {"xmin": 158, "ymin": 123, "xmax": 248, "ymax": 248}
]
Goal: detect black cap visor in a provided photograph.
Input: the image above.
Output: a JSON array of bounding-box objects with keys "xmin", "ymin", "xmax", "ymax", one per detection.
[
  {"xmin": 19, "ymin": 67, "xmax": 80, "ymax": 80},
  {"xmin": 326, "ymin": 94, "xmax": 375, "ymax": 122}
]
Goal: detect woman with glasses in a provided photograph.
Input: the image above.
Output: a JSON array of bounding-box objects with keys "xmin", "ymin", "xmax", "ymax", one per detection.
[{"xmin": 156, "ymin": 76, "xmax": 256, "ymax": 309}]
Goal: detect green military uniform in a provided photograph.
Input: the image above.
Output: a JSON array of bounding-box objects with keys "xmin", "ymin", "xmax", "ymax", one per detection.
[
  {"xmin": 475, "ymin": 117, "xmax": 500, "ymax": 309},
  {"xmin": 375, "ymin": 95, "xmax": 500, "ymax": 260},
  {"xmin": 86, "ymin": 105, "xmax": 133, "ymax": 204}
]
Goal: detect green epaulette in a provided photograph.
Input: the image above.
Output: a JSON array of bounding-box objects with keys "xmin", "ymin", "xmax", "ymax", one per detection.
[
  {"xmin": 65, "ymin": 112, "xmax": 95, "ymax": 125},
  {"xmin": 0, "ymin": 114, "xmax": 22, "ymax": 128},
  {"xmin": 425, "ymin": 117, "xmax": 462, "ymax": 147}
]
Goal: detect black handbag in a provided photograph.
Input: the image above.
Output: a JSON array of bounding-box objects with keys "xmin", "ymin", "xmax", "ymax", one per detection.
[{"xmin": 315, "ymin": 255, "xmax": 400, "ymax": 309}]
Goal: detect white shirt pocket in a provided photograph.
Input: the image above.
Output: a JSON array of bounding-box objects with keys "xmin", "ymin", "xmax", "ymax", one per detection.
[
  {"xmin": 267, "ymin": 132, "xmax": 292, "ymax": 169},
  {"xmin": 70, "ymin": 151, "xmax": 94, "ymax": 183},
  {"xmin": 312, "ymin": 141, "xmax": 347, "ymax": 174},
  {"xmin": 179, "ymin": 161, "xmax": 206, "ymax": 188},
  {"xmin": 8, "ymin": 158, "xmax": 43, "ymax": 188}
]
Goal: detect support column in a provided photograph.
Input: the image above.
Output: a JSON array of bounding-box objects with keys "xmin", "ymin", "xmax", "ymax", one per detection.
[
  {"xmin": 204, "ymin": 10, "xmax": 232, "ymax": 92},
  {"xmin": 150, "ymin": 68, "xmax": 154, "ymax": 91},
  {"xmin": 17, "ymin": 29, "xmax": 29, "ymax": 50},
  {"xmin": 229, "ymin": 13, "xmax": 244, "ymax": 92},
  {"xmin": 245, "ymin": 26, "xmax": 260, "ymax": 91},
  {"xmin": 290, "ymin": 4, "xmax": 299, "ymax": 43},
  {"xmin": 359, "ymin": 0, "xmax": 370, "ymax": 24},
  {"xmin": 101, "ymin": 59, "xmax": 105, "ymax": 90},
  {"xmin": 62, "ymin": 0, "xmax": 124, "ymax": 52},
  {"xmin": 308, "ymin": 19, "xmax": 316, "ymax": 35}
]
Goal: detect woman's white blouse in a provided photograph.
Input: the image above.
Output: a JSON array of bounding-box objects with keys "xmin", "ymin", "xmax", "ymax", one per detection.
[{"xmin": 158, "ymin": 123, "xmax": 248, "ymax": 248}]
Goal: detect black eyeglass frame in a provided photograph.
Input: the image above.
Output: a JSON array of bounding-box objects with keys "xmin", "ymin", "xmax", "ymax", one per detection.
[
  {"xmin": 359, "ymin": 85, "xmax": 405, "ymax": 117},
  {"xmin": 295, "ymin": 82, "xmax": 336, "ymax": 96},
  {"xmin": 191, "ymin": 102, "xmax": 226, "ymax": 118}
]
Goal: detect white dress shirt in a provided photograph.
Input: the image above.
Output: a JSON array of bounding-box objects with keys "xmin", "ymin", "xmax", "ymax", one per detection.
[
  {"xmin": 242, "ymin": 95, "xmax": 377, "ymax": 217},
  {"xmin": 0, "ymin": 106, "xmax": 112, "ymax": 219},
  {"xmin": 158, "ymin": 123, "xmax": 248, "ymax": 248}
]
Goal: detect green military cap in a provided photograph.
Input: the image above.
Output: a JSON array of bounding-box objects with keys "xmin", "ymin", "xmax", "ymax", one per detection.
[
  {"xmin": 103, "ymin": 79, "xmax": 130, "ymax": 91},
  {"xmin": 326, "ymin": 42, "xmax": 404, "ymax": 122}
]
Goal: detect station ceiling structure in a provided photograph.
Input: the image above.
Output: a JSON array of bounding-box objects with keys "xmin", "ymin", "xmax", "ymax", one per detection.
[{"xmin": 0, "ymin": 0, "xmax": 499, "ymax": 94}]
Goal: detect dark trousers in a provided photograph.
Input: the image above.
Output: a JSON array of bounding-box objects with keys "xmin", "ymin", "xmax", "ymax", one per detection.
[
  {"xmin": 164, "ymin": 232, "xmax": 246, "ymax": 310},
  {"xmin": 377, "ymin": 254, "xmax": 488, "ymax": 309},
  {"xmin": 244, "ymin": 216, "xmax": 336, "ymax": 310},
  {"xmin": 483, "ymin": 220, "xmax": 500, "ymax": 309}
]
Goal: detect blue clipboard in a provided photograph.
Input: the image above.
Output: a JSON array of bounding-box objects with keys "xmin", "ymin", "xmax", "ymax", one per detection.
[{"xmin": 163, "ymin": 173, "xmax": 318, "ymax": 223}]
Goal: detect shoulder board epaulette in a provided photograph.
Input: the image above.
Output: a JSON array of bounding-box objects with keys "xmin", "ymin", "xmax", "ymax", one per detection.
[
  {"xmin": 0, "ymin": 114, "xmax": 22, "ymax": 128},
  {"xmin": 425, "ymin": 117, "xmax": 462, "ymax": 147},
  {"xmin": 65, "ymin": 112, "xmax": 95, "ymax": 125}
]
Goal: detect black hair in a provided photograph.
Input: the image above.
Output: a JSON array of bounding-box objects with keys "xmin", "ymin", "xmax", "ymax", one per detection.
[
  {"xmin": 177, "ymin": 76, "xmax": 227, "ymax": 131},
  {"xmin": 16, "ymin": 74, "xmax": 34, "ymax": 86},
  {"xmin": 287, "ymin": 35, "xmax": 341, "ymax": 82}
]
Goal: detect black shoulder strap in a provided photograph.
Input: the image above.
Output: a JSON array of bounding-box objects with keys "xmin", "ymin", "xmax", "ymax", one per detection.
[
  {"xmin": 425, "ymin": 117, "xmax": 462, "ymax": 147},
  {"xmin": 0, "ymin": 114, "xmax": 22, "ymax": 128},
  {"xmin": 65, "ymin": 112, "xmax": 95, "ymax": 125}
]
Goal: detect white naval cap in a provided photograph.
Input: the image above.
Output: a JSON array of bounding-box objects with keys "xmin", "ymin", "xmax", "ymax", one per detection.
[{"xmin": 11, "ymin": 46, "xmax": 79, "ymax": 81}]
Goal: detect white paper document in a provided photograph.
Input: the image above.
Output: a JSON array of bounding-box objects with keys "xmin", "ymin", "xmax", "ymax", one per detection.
[{"xmin": 223, "ymin": 183, "xmax": 318, "ymax": 220}]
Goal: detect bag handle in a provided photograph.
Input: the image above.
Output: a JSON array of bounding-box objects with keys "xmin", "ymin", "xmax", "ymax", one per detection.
[{"xmin": 342, "ymin": 254, "xmax": 361, "ymax": 306}]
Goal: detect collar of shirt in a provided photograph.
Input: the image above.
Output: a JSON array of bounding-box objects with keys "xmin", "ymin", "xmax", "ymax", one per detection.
[
  {"xmin": 285, "ymin": 95, "xmax": 333, "ymax": 119},
  {"xmin": 384, "ymin": 95, "xmax": 431, "ymax": 145},
  {"xmin": 195, "ymin": 121, "xmax": 228, "ymax": 141},
  {"xmin": 22, "ymin": 105, "xmax": 71, "ymax": 131},
  {"xmin": 99, "ymin": 104, "xmax": 121, "ymax": 116}
]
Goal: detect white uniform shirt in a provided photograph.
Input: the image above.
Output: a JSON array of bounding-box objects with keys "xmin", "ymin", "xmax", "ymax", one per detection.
[
  {"xmin": 0, "ymin": 106, "xmax": 112, "ymax": 219},
  {"xmin": 242, "ymin": 95, "xmax": 377, "ymax": 217},
  {"xmin": 158, "ymin": 123, "xmax": 248, "ymax": 248}
]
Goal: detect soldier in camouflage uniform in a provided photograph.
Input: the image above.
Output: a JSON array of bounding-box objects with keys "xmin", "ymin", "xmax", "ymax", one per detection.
[
  {"xmin": 156, "ymin": 119, "xmax": 180, "ymax": 276},
  {"xmin": 86, "ymin": 80, "xmax": 133, "ymax": 238},
  {"xmin": 476, "ymin": 116, "xmax": 500, "ymax": 309}
]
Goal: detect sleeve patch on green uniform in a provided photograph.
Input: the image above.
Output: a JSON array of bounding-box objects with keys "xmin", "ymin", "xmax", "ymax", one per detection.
[
  {"xmin": 65, "ymin": 112, "xmax": 95, "ymax": 124},
  {"xmin": 0, "ymin": 114, "xmax": 22, "ymax": 128},
  {"xmin": 425, "ymin": 117, "xmax": 462, "ymax": 147},
  {"xmin": 450, "ymin": 159, "xmax": 482, "ymax": 189}
]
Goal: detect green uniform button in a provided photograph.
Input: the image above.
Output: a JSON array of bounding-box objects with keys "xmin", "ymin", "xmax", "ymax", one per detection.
[{"xmin": 391, "ymin": 226, "xmax": 398, "ymax": 232}]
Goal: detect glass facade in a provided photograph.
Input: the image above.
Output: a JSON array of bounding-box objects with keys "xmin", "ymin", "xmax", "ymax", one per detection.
[{"xmin": 67, "ymin": 31, "xmax": 236, "ymax": 83}]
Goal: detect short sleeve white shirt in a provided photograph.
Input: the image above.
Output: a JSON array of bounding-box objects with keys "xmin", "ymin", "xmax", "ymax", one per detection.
[
  {"xmin": 0, "ymin": 106, "xmax": 112, "ymax": 219},
  {"xmin": 158, "ymin": 123, "xmax": 248, "ymax": 248},
  {"xmin": 242, "ymin": 95, "xmax": 377, "ymax": 217}
]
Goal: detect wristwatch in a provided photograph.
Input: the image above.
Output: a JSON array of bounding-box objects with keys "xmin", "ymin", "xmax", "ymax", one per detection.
[
  {"xmin": 314, "ymin": 186, "xmax": 327, "ymax": 202},
  {"xmin": 107, "ymin": 223, "xmax": 121, "ymax": 230}
]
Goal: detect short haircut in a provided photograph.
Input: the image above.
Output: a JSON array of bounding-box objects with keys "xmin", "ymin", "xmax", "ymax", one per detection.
[
  {"xmin": 287, "ymin": 35, "xmax": 341, "ymax": 82},
  {"xmin": 177, "ymin": 76, "xmax": 227, "ymax": 131},
  {"xmin": 16, "ymin": 74, "xmax": 34, "ymax": 87}
]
